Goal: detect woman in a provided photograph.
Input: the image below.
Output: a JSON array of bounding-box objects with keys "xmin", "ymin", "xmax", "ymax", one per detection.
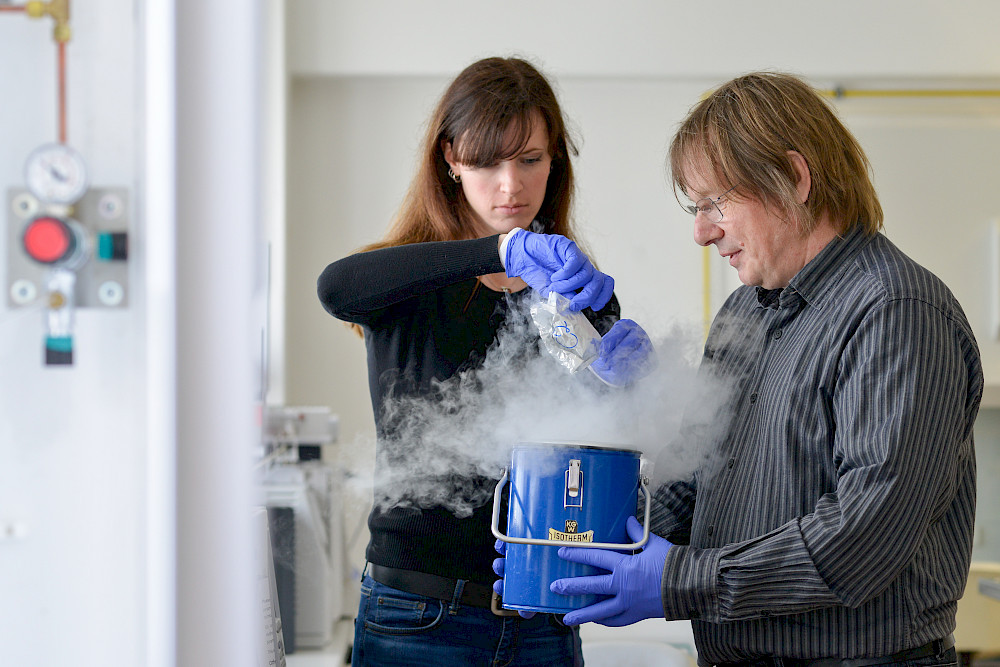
[{"xmin": 318, "ymin": 56, "xmax": 649, "ymax": 666}]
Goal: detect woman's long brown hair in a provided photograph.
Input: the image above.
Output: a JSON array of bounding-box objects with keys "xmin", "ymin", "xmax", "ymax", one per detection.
[
  {"xmin": 347, "ymin": 56, "xmax": 585, "ymax": 336},
  {"xmin": 363, "ymin": 56, "xmax": 580, "ymax": 250}
]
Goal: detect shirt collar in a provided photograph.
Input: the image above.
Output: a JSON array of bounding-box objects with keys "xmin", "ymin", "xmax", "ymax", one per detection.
[{"xmin": 755, "ymin": 225, "xmax": 873, "ymax": 311}]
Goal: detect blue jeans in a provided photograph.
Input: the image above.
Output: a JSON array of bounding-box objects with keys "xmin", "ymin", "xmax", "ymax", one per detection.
[{"xmin": 352, "ymin": 574, "xmax": 583, "ymax": 666}]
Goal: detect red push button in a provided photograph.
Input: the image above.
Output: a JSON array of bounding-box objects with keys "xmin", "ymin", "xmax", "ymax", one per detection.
[{"xmin": 23, "ymin": 216, "xmax": 74, "ymax": 264}]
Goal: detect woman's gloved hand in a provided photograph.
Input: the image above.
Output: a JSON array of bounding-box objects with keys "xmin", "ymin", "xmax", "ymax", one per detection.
[
  {"xmin": 504, "ymin": 230, "xmax": 614, "ymax": 312},
  {"xmin": 492, "ymin": 538, "xmax": 507, "ymax": 596},
  {"xmin": 492, "ymin": 539, "xmax": 536, "ymax": 619},
  {"xmin": 550, "ymin": 516, "xmax": 671, "ymax": 626},
  {"xmin": 589, "ymin": 319, "xmax": 657, "ymax": 387}
]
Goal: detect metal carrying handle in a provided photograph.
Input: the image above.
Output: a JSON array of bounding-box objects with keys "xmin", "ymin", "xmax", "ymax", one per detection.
[{"xmin": 490, "ymin": 468, "xmax": 652, "ymax": 550}]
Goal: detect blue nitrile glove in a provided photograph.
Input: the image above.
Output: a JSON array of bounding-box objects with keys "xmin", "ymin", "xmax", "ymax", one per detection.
[
  {"xmin": 589, "ymin": 319, "xmax": 657, "ymax": 387},
  {"xmin": 550, "ymin": 516, "xmax": 672, "ymax": 626},
  {"xmin": 492, "ymin": 538, "xmax": 507, "ymax": 596},
  {"xmin": 504, "ymin": 230, "xmax": 614, "ymax": 312},
  {"xmin": 493, "ymin": 538, "xmax": 536, "ymax": 619}
]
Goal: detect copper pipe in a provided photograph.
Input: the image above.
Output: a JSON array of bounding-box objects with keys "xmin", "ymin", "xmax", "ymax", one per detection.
[
  {"xmin": 19, "ymin": 0, "xmax": 72, "ymax": 141},
  {"xmin": 0, "ymin": 6, "xmax": 27, "ymax": 12},
  {"xmin": 58, "ymin": 39, "xmax": 66, "ymax": 142}
]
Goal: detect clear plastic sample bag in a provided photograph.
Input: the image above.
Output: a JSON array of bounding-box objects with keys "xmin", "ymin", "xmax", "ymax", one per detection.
[{"xmin": 528, "ymin": 291, "xmax": 602, "ymax": 373}]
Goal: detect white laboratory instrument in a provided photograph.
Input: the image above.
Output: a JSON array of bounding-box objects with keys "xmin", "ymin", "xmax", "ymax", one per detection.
[{"xmin": 257, "ymin": 405, "xmax": 346, "ymax": 652}]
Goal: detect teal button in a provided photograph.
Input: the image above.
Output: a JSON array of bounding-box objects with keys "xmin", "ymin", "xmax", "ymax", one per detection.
[
  {"xmin": 97, "ymin": 232, "xmax": 113, "ymax": 261},
  {"xmin": 45, "ymin": 336, "xmax": 73, "ymax": 352}
]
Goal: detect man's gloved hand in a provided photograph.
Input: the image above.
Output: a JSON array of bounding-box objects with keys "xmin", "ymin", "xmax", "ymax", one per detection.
[
  {"xmin": 550, "ymin": 516, "xmax": 671, "ymax": 626},
  {"xmin": 589, "ymin": 319, "xmax": 657, "ymax": 387},
  {"xmin": 492, "ymin": 538, "xmax": 536, "ymax": 619},
  {"xmin": 504, "ymin": 230, "xmax": 614, "ymax": 312}
]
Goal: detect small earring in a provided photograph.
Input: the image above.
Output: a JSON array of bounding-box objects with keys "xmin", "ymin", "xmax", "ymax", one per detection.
[{"xmin": 448, "ymin": 167, "xmax": 461, "ymax": 183}]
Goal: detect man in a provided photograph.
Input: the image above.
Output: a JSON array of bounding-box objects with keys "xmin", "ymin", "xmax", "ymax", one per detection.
[{"xmin": 551, "ymin": 72, "xmax": 983, "ymax": 666}]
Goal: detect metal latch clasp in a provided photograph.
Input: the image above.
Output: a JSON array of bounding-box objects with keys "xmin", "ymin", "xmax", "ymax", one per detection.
[{"xmin": 565, "ymin": 459, "xmax": 583, "ymax": 508}]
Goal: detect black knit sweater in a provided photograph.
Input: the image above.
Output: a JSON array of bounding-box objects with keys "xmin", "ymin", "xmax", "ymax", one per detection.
[{"xmin": 317, "ymin": 234, "xmax": 620, "ymax": 583}]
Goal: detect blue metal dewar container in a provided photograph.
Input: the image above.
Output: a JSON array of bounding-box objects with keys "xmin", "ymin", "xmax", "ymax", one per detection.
[{"xmin": 490, "ymin": 442, "xmax": 650, "ymax": 614}]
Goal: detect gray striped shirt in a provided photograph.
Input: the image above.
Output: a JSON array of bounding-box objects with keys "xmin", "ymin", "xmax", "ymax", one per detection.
[{"xmin": 651, "ymin": 227, "xmax": 983, "ymax": 665}]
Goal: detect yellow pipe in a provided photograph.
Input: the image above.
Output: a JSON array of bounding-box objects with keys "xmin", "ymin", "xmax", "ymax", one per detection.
[{"xmin": 822, "ymin": 88, "xmax": 1000, "ymax": 98}]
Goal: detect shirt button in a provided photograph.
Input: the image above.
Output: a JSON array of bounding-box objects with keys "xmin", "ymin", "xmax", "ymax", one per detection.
[
  {"xmin": 728, "ymin": 457, "xmax": 735, "ymax": 469},
  {"xmin": 749, "ymin": 393, "xmax": 758, "ymax": 404},
  {"xmin": 706, "ymin": 525, "xmax": 714, "ymax": 536},
  {"xmin": 772, "ymin": 328, "xmax": 783, "ymax": 340}
]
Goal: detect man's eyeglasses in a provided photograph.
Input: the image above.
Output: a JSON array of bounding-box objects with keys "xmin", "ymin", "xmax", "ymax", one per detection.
[{"xmin": 683, "ymin": 186, "xmax": 737, "ymax": 224}]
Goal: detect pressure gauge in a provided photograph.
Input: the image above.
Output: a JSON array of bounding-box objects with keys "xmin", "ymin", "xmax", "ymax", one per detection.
[{"xmin": 24, "ymin": 143, "xmax": 89, "ymax": 205}]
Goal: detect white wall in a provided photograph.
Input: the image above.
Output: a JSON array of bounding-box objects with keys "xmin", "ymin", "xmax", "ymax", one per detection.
[
  {"xmin": 285, "ymin": 0, "xmax": 1000, "ymax": 437},
  {"xmin": 0, "ymin": 2, "xmax": 267, "ymax": 665},
  {"xmin": 0, "ymin": 7, "xmax": 146, "ymax": 665},
  {"xmin": 2, "ymin": 3, "xmax": 999, "ymax": 664},
  {"xmin": 282, "ymin": 1, "xmax": 1000, "ymax": 584},
  {"xmin": 286, "ymin": 0, "xmax": 1000, "ymax": 79}
]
